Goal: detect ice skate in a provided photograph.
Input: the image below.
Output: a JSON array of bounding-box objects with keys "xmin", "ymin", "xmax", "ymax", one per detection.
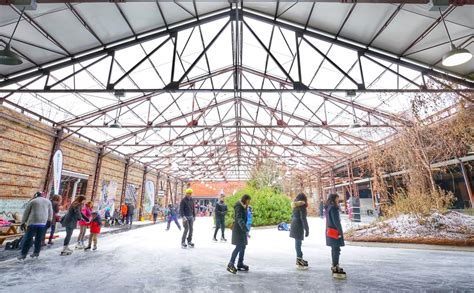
[
  {"xmin": 237, "ymin": 264, "xmax": 249, "ymax": 272},
  {"xmin": 221, "ymin": 237, "xmax": 227, "ymax": 242},
  {"xmin": 60, "ymin": 246, "xmax": 73, "ymax": 256},
  {"xmin": 227, "ymin": 264, "xmax": 237, "ymax": 274},
  {"xmin": 181, "ymin": 243, "xmax": 187, "ymax": 249},
  {"xmin": 17, "ymin": 255, "xmax": 26, "ymax": 261},
  {"xmin": 84, "ymin": 245, "xmax": 91, "ymax": 251},
  {"xmin": 30, "ymin": 253, "xmax": 39, "ymax": 258},
  {"xmin": 296, "ymin": 258, "xmax": 308, "ymax": 270},
  {"xmin": 332, "ymin": 265, "xmax": 347, "ymax": 279},
  {"xmin": 75, "ymin": 242, "xmax": 84, "ymax": 250},
  {"xmin": 212, "ymin": 237, "xmax": 218, "ymax": 242},
  {"xmin": 187, "ymin": 242, "xmax": 195, "ymax": 248},
  {"xmin": 92, "ymin": 246, "xmax": 97, "ymax": 251}
]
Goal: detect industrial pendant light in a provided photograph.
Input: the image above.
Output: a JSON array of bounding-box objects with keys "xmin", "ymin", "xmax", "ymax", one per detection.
[
  {"xmin": 439, "ymin": 9, "xmax": 472, "ymax": 67},
  {"xmin": 0, "ymin": 8, "xmax": 24, "ymax": 66}
]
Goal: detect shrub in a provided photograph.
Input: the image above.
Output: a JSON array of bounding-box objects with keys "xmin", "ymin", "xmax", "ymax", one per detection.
[{"xmin": 225, "ymin": 186, "xmax": 292, "ymax": 227}]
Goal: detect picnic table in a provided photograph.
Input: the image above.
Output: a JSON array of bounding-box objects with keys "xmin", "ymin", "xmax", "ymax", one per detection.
[{"xmin": 0, "ymin": 223, "xmax": 22, "ymax": 245}]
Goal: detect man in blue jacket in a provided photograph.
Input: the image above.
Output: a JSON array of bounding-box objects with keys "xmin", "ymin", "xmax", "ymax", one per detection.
[{"xmin": 179, "ymin": 189, "xmax": 195, "ymax": 248}]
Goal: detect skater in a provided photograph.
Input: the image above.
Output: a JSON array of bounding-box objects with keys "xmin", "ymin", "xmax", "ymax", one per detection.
[
  {"xmin": 325, "ymin": 193, "xmax": 346, "ymax": 279},
  {"xmin": 227, "ymin": 194, "xmax": 251, "ymax": 274},
  {"xmin": 18, "ymin": 191, "xmax": 53, "ymax": 260},
  {"xmin": 85, "ymin": 211, "xmax": 101, "ymax": 251},
  {"xmin": 43, "ymin": 195, "xmax": 61, "ymax": 246},
  {"xmin": 152, "ymin": 203, "xmax": 160, "ymax": 224},
  {"xmin": 121, "ymin": 203, "xmax": 128, "ymax": 223},
  {"xmin": 319, "ymin": 197, "xmax": 324, "ymax": 219},
  {"xmin": 213, "ymin": 196, "xmax": 228, "ymax": 242},
  {"xmin": 290, "ymin": 193, "xmax": 310, "ymax": 270},
  {"xmin": 179, "ymin": 189, "xmax": 195, "ymax": 248},
  {"xmin": 166, "ymin": 204, "xmax": 181, "ymax": 231},
  {"xmin": 126, "ymin": 202, "xmax": 135, "ymax": 227},
  {"xmin": 60, "ymin": 195, "xmax": 89, "ymax": 256},
  {"xmin": 246, "ymin": 205, "xmax": 253, "ymax": 238},
  {"xmin": 77, "ymin": 201, "xmax": 93, "ymax": 249}
]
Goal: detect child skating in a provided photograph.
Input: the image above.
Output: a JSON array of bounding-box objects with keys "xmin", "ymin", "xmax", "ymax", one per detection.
[
  {"xmin": 290, "ymin": 193, "xmax": 309, "ymax": 270},
  {"xmin": 85, "ymin": 211, "xmax": 101, "ymax": 251},
  {"xmin": 325, "ymin": 193, "xmax": 346, "ymax": 279},
  {"xmin": 246, "ymin": 205, "xmax": 253, "ymax": 238},
  {"xmin": 227, "ymin": 194, "xmax": 251, "ymax": 274}
]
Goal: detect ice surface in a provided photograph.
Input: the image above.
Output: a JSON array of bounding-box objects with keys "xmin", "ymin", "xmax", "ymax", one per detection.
[{"xmin": 1, "ymin": 217, "xmax": 473, "ymax": 293}]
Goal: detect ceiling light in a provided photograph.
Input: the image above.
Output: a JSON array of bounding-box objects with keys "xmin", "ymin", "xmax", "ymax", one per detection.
[
  {"xmin": 439, "ymin": 9, "xmax": 472, "ymax": 67},
  {"xmin": 0, "ymin": 9, "xmax": 25, "ymax": 66},
  {"xmin": 442, "ymin": 45, "xmax": 472, "ymax": 67},
  {"xmin": 109, "ymin": 120, "xmax": 122, "ymax": 128}
]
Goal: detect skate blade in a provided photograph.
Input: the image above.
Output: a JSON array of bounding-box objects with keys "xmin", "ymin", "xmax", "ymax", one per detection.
[
  {"xmin": 297, "ymin": 266, "xmax": 309, "ymax": 270},
  {"xmin": 333, "ymin": 273, "xmax": 347, "ymax": 280},
  {"xmin": 227, "ymin": 268, "xmax": 237, "ymax": 274}
]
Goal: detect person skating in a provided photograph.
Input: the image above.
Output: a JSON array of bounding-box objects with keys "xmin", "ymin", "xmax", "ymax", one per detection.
[
  {"xmin": 227, "ymin": 194, "xmax": 251, "ymax": 274},
  {"xmin": 246, "ymin": 205, "xmax": 253, "ymax": 238},
  {"xmin": 76, "ymin": 201, "xmax": 93, "ymax": 249},
  {"xmin": 166, "ymin": 204, "xmax": 181, "ymax": 231},
  {"xmin": 290, "ymin": 193, "xmax": 310, "ymax": 270},
  {"xmin": 60, "ymin": 195, "xmax": 89, "ymax": 256},
  {"xmin": 213, "ymin": 196, "xmax": 228, "ymax": 242},
  {"xmin": 152, "ymin": 204, "xmax": 160, "ymax": 224},
  {"xmin": 126, "ymin": 202, "xmax": 135, "ymax": 228},
  {"xmin": 44, "ymin": 194, "xmax": 61, "ymax": 246},
  {"xmin": 325, "ymin": 193, "xmax": 346, "ymax": 279},
  {"xmin": 120, "ymin": 203, "xmax": 128, "ymax": 224},
  {"xmin": 85, "ymin": 211, "xmax": 101, "ymax": 251},
  {"xmin": 179, "ymin": 189, "xmax": 195, "ymax": 248},
  {"xmin": 18, "ymin": 192, "xmax": 53, "ymax": 260}
]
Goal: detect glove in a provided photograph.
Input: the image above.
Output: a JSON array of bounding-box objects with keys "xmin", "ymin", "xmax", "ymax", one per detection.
[
  {"xmin": 305, "ymin": 230, "xmax": 309, "ymax": 238},
  {"xmin": 20, "ymin": 223, "xmax": 27, "ymax": 232}
]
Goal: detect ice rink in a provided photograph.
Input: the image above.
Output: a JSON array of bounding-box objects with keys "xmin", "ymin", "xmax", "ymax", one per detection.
[{"xmin": 1, "ymin": 217, "xmax": 473, "ymax": 293}]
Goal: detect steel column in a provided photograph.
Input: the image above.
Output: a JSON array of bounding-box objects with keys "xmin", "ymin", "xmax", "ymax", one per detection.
[
  {"xmin": 90, "ymin": 147, "xmax": 104, "ymax": 202},
  {"xmin": 460, "ymin": 161, "xmax": 474, "ymax": 208},
  {"xmin": 139, "ymin": 166, "xmax": 148, "ymax": 220},
  {"xmin": 119, "ymin": 158, "xmax": 130, "ymax": 208}
]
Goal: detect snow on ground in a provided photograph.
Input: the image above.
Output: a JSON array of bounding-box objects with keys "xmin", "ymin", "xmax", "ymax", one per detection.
[
  {"xmin": 347, "ymin": 211, "xmax": 474, "ymax": 243},
  {"xmin": 1, "ymin": 217, "xmax": 473, "ymax": 293}
]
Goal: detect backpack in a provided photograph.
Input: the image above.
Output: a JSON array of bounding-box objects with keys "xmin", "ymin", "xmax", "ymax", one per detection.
[{"xmin": 5, "ymin": 236, "xmax": 23, "ymax": 250}]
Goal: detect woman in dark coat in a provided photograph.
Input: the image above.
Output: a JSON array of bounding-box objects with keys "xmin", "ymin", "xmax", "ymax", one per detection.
[
  {"xmin": 60, "ymin": 195, "xmax": 88, "ymax": 255},
  {"xmin": 290, "ymin": 193, "xmax": 309, "ymax": 269},
  {"xmin": 227, "ymin": 194, "xmax": 251, "ymax": 274},
  {"xmin": 325, "ymin": 193, "xmax": 346, "ymax": 277}
]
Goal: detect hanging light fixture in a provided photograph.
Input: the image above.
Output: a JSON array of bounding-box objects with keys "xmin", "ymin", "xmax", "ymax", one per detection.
[
  {"xmin": 439, "ymin": 9, "xmax": 472, "ymax": 67},
  {"xmin": 0, "ymin": 8, "xmax": 25, "ymax": 66}
]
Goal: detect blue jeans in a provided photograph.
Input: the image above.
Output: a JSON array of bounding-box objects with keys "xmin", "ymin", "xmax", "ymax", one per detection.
[
  {"xmin": 214, "ymin": 217, "xmax": 225, "ymax": 239},
  {"xmin": 126, "ymin": 214, "xmax": 133, "ymax": 226},
  {"xmin": 295, "ymin": 239, "xmax": 303, "ymax": 258},
  {"xmin": 230, "ymin": 244, "xmax": 246, "ymax": 266},
  {"xmin": 21, "ymin": 225, "xmax": 46, "ymax": 257},
  {"xmin": 331, "ymin": 245, "xmax": 341, "ymax": 267},
  {"xmin": 167, "ymin": 215, "xmax": 181, "ymax": 230}
]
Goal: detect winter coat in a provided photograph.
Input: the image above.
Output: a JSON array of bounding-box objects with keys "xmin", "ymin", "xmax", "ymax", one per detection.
[
  {"xmin": 152, "ymin": 205, "xmax": 160, "ymax": 215},
  {"xmin": 51, "ymin": 201, "xmax": 60, "ymax": 224},
  {"xmin": 179, "ymin": 196, "xmax": 195, "ymax": 219},
  {"xmin": 61, "ymin": 204, "xmax": 87, "ymax": 229},
  {"xmin": 90, "ymin": 215, "xmax": 102, "ymax": 234},
  {"xmin": 127, "ymin": 204, "xmax": 135, "ymax": 217},
  {"xmin": 79, "ymin": 206, "xmax": 92, "ymax": 227},
  {"xmin": 231, "ymin": 201, "xmax": 248, "ymax": 246},
  {"xmin": 121, "ymin": 204, "xmax": 128, "ymax": 216},
  {"xmin": 289, "ymin": 201, "xmax": 309, "ymax": 241},
  {"xmin": 215, "ymin": 201, "xmax": 228, "ymax": 219},
  {"xmin": 325, "ymin": 204, "xmax": 345, "ymax": 247},
  {"xmin": 21, "ymin": 197, "xmax": 53, "ymax": 226}
]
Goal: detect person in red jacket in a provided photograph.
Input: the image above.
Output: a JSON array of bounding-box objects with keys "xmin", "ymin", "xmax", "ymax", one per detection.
[{"xmin": 85, "ymin": 211, "xmax": 101, "ymax": 251}]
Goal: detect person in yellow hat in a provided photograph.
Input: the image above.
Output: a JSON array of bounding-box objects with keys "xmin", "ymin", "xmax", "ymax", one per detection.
[{"xmin": 179, "ymin": 188, "xmax": 196, "ymax": 248}]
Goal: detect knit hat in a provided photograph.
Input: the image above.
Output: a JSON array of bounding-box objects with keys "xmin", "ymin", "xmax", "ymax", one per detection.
[{"xmin": 185, "ymin": 188, "xmax": 193, "ymax": 194}]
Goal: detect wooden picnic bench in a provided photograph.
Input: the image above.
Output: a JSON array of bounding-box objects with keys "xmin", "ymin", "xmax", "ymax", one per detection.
[{"xmin": 0, "ymin": 223, "xmax": 22, "ymax": 245}]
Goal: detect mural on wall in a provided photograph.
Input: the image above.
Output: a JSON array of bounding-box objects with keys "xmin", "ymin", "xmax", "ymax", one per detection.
[
  {"xmin": 143, "ymin": 180, "xmax": 155, "ymax": 215},
  {"xmin": 0, "ymin": 199, "xmax": 29, "ymax": 220},
  {"xmin": 125, "ymin": 184, "xmax": 138, "ymax": 206},
  {"xmin": 98, "ymin": 180, "xmax": 117, "ymax": 217}
]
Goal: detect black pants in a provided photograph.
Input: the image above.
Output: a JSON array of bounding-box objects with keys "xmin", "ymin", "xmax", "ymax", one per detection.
[
  {"xmin": 331, "ymin": 245, "xmax": 341, "ymax": 267},
  {"xmin": 153, "ymin": 213, "xmax": 158, "ymax": 223},
  {"xmin": 214, "ymin": 217, "xmax": 225, "ymax": 239},
  {"xmin": 64, "ymin": 227, "xmax": 74, "ymax": 246},
  {"xmin": 48, "ymin": 222, "xmax": 56, "ymax": 243},
  {"xmin": 230, "ymin": 244, "xmax": 246, "ymax": 266},
  {"xmin": 182, "ymin": 217, "xmax": 194, "ymax": 244},
  {"xmin": 21, "ymin": 225, "xmax": 45, "ymax": 257}
]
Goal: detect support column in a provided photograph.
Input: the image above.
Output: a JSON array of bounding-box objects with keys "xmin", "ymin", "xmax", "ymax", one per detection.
[
  {"xmin": 90, "ymin": 147, "xmax": 104, "ymax": 202},
  {"xmin": 155, "ymin": 172, "xmax": 161, "ymax": 205},
  {"xmin": 43, "ymin": 129, "xmax": 63, "ymax": 195},
  {"xmin": 119, "ymin": 158, "xmax": 130, "ymax": 208},
  {"xmin": 139, "ymin": 166, "xmax": 148, "ymax": 220},
  {"xmin": 460, "ymin": 161, "xmax": 474, "ymax": 208}
]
